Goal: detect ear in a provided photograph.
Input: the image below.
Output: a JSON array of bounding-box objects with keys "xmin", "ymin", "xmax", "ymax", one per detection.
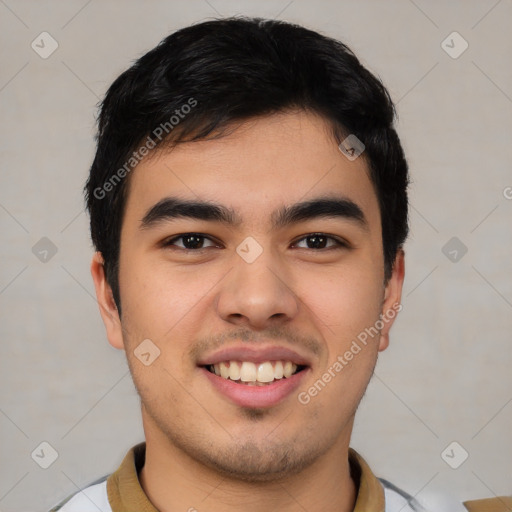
[
  {"xmin": 378, "ymin": 249, "xmax": 405, "ymax": 352},
  {"xmin": 90, "ymin": 252, "xmax": 125, "ymax": 350}
]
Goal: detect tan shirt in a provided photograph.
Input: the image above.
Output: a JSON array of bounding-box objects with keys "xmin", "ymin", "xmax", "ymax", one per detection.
[
  {"xmin": 106, "ymin": 442, "xmax": 385, "ymax": 511},
  {"xmin": 464, "ymin": 497, "xmax": 512, "ymax": 512},
  {"xmin": 50, "ymin": 442, "xmax": 511, "ymax": 511}
]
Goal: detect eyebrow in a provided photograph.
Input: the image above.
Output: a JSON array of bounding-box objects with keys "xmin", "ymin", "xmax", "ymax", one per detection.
[{"xmin": 140, "ymin": 195, "xmax": 368, "ymax": 231}]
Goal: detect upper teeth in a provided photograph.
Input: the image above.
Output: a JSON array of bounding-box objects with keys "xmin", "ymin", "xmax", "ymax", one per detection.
[{"xmin": 211, "ymin": 361, "xmax": 298, "ymax": 384}]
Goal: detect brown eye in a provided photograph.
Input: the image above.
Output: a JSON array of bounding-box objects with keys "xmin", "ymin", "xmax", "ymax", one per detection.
[
  {"xmin": 163, "ymin": 233, "xmax": 217, "ymax": 250},
  {"xmin": 293, "ymin": 233, "xmax": 347, "ymax": 250}
]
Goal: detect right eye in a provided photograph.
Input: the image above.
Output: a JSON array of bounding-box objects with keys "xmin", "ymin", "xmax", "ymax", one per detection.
[{"xmin": 161, "ymin": 233, "xmax": 220, "ymax": 251}]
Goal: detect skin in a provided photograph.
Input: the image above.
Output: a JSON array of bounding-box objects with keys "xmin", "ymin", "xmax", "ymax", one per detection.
[{"xmin": 91, "ymin": 110, "xmax": 405, "ymax": 512}]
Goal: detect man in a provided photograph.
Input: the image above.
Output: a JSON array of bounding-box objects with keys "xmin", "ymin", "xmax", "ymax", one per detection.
[{"xmin": 49, "ymin": 16, "xmax": 504, "ymax": 512}]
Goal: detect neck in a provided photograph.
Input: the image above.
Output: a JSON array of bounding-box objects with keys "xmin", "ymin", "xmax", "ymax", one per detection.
[{"xmin": 139, "ymin": 424, "xmax": 357, "ymax": 512}]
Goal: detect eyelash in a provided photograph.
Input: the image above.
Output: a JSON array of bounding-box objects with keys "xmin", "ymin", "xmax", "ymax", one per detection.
[{"xmin": 161, "ymin": 233, "xmax": 349, "ymax": 251}]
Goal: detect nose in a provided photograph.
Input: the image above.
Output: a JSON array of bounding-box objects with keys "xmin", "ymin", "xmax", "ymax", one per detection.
[{"xmin": 215, "ymin": 245, "xmax": 300, "ymax": 330}]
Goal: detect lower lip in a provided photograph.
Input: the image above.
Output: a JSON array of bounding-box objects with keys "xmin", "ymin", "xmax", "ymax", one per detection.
[{"xmin": 200, "ymin": 367, "xmax": 309, "ymax": 408}]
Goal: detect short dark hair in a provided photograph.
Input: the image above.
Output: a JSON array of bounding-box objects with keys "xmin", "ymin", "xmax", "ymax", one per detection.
[{"xmin": 85, "ymin": 16, "xmax": 409, "ymax": 309}]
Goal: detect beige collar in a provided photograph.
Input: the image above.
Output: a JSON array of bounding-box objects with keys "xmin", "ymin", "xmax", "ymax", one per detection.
[{"xmin": 107, "ymin": 442, "xmax": 385, "ymax": 512}]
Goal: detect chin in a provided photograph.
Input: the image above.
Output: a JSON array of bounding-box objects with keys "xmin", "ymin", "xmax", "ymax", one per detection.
[
  {"xmin": 173, "ymin": 430, "xmax": 330, "ymax": 483},
  {"xmin": 199, "ymin": 445, "xmax": 317, "ymax": 483}
]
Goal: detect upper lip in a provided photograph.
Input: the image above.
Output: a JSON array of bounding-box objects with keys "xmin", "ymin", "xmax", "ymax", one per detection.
[{"xmin": 197, "ymin": 344, "xmax": 313, "ymax": 367}]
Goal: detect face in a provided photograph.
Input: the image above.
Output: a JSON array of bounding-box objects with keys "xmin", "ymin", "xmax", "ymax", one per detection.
[{"xmin": 92, "ymin": 110, "xmax": 404, "ymax": 481}]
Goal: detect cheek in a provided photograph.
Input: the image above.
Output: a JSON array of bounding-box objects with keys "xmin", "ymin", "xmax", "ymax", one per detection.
[
  {"xmin": 118, "ymin": 257, "xmax": 224, "ymax": 377},
  {"xmin": 120, "ymin": 258, "xmax": 208, "ymax": 332},
  {"xmin": 296, "ymin": 264, "xmax": 383, "ymax": 346}
]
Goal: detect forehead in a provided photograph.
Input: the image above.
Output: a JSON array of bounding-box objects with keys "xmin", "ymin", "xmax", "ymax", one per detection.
[{"xmin": 123, "ymin": 111, "xmax": 379, "ymax": 230}]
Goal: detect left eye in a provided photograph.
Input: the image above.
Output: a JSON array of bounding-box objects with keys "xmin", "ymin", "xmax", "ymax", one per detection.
[{"xmin": 293, "ymin": 233, "xmax": 346, "ymax": 250}]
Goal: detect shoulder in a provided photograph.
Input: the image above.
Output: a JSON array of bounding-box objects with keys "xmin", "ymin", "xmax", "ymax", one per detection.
[
  {"xmin": 380, "ymin": 478, "xmax": 469, "ymax": 512},
  {"xmin": 48, "ymin": 477, "xmax": 111, "ymax": 512}
]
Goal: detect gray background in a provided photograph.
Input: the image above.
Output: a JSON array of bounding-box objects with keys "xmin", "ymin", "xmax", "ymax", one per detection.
[{"xmin": 1, "ymin": 1, "xmax": 511, "ymax": 510}]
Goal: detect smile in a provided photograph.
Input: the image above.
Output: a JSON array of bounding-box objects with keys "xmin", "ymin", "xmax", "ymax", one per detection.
[
  {"xmin": 206, "ymin": 360, "xmax": 305, "ymax": 385},
  {"xmin": 198, "ymin": 344, "xmax": 312, "ymax": 408}
]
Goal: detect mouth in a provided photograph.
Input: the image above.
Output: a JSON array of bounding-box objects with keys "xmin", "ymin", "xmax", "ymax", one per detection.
[
  {"xmin": 203, "ymin": 360, "xmax": 307, "ymax": 386},
  {"xmin": 197, "ymin": 345, "xmax": 312, "ymax": 408}
]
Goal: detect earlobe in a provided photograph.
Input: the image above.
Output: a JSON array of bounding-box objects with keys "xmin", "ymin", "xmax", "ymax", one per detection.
[
  {"xmin": 378, "ymin": 249, "xmax": 405, "ymax": 352},
  {"xmin": 90, "ymin": 252, "xmax": 125, "ymax": 350},
  {"xmin": 378, "ymin": 332, "xmax": 390, "ymax": 351}
]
